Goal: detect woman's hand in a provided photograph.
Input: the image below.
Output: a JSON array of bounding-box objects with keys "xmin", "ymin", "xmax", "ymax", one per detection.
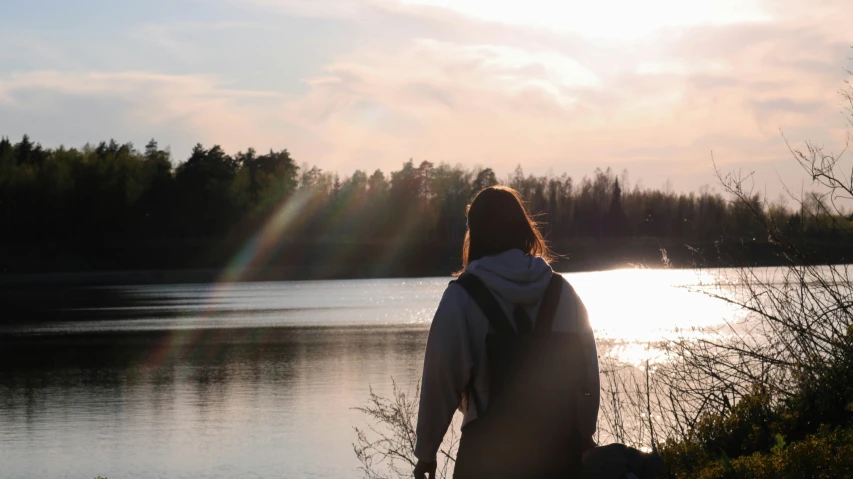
[{"xmin": 413, "ymin": 459, "xmax": 437, "ymax": 479}]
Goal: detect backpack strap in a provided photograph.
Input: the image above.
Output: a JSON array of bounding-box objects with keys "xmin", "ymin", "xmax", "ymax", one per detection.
[
  {"xmin": 452, "ymin": 272, "xmax": 514, "ymax": 416},
  {"xmin": 529, "ymin": 274, "xmax": 592, "ymax": 391},
  {"xmin": 453, "ymin": 273, "xmax": 515, "ymax": 335},
  {"xmin": 451, "ymin": 271, "xmax": 573, "ymax": 415},
  {"xmin": 533, "ymin": 273, "xmax": 564, "ymax": 334}
]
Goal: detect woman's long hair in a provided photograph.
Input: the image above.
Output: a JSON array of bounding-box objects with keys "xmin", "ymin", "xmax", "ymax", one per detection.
[{"xmin": 460, "ymin": 186, "xmax": 553, "ymax": 270}]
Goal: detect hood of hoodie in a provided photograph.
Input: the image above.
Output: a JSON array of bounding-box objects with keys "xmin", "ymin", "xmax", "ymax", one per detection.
[{"xmin": 465, "ymin": 249, "xmax": 553, "ymax": 305}]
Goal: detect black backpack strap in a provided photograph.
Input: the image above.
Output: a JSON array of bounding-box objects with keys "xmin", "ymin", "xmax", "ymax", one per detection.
[
  {"xmin": 539, "ymin": 278, "xmax": 592, "ymax": 394},
  {"xmin": 533, "ymin": 272, "xmax": 564, "ymax": 334},
  {"xmin": 452, "ymin": 272, "xmax": 515, "ymax": 415},
  {"xmin": 453, "ymin": 273, "xmax": 515, "ymax": 335}
]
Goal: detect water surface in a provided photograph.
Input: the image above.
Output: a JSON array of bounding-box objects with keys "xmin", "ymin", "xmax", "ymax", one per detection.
[{"xmin": 0, "ymin": 270, "xmax": 737, "ymax": 478}]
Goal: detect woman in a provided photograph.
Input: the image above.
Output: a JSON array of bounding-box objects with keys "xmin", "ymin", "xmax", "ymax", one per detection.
[{"xmin": 413, "ymin": 186, "xmax": 600, "ymax": 479}]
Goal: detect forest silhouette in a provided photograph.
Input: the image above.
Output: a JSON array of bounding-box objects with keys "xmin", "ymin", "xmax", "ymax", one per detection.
[{"xmin": 1, "ymin": 135, "xmax": 850, "ymax": 280}]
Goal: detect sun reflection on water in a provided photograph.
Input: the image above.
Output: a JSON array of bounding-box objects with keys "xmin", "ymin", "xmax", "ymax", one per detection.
[{"xmin": 565, "ymin": 268, "xmax": 741, "ymax": 365}]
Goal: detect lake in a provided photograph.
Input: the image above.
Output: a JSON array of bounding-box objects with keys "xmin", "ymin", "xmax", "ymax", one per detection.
[{"xmin": 0, "ymin": 269, "xmax": 738, "ymax": 478}]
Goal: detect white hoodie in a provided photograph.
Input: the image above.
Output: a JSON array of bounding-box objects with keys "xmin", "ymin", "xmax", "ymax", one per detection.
[{"xmin": 414, "ymin": 249, "xmax": 600, "ymax": 462}]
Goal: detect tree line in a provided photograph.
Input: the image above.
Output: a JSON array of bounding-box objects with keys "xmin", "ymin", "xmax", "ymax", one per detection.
[{"xmin": 1, "ymin": 134, "xmax": 849, "ymax": 275}]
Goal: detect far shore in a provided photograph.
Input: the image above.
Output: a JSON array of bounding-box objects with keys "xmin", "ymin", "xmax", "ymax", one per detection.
[
  {"xmin": 0, "ymin": 258, "xmax": 847, "ymax": 288},
  {"xmin": 2, "ymin": 237, "xmax": 850, "ymax": 287}
]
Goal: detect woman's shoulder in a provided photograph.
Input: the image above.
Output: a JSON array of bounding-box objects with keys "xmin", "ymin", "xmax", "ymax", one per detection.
[
  {"xmin": 553, "ymin": 272, "xmax": 582, "ymax": 301},
  {"xmin": 438, "ymin": 278, "xmax": 473, "ymax": 308},
  {"xmin": 551, "ymin": 273, "xmax": 589, "ymax": 331},
  {"xmin": 428, "ymin": 280, "xmax": 476, "ymax": 333}
]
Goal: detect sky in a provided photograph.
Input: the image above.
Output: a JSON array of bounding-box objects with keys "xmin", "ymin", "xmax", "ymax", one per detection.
[{"xmin": 1, "ymin": 0, "xmax": 851, "ymax": 196}]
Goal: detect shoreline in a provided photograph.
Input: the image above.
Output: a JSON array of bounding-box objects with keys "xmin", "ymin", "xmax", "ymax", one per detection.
[
  {"xmin": 1, "ymin": 260, "xmax": 847, "ymax": 288},
  {"xmin": 2, "ymin": 237, "xmax": 850, "ymax": 287}
]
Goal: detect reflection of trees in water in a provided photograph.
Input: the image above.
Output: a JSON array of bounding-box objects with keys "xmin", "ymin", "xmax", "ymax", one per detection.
[
  {"xmin": 0, "ymin": 327, "xmax": 429, "ymax": 432},
  {"xmin": 0, "ymin": 285, "xmax": 180, "ymax": 324}
]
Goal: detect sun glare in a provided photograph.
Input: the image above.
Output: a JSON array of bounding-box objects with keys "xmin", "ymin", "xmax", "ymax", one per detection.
[
  {"xmin": 402, "ymin": 0, "xmax": 771, "ymax": 39},
  {"xmin": 566, "ymin": 268, "xmax": 741, "ymax": 364}
]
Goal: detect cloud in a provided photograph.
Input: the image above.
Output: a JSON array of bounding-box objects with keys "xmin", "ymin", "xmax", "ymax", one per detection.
[
  {"xmin": 397, "ymin": 0, "xmax": 772, "ymax": 39},
  {"xmin": 0, "ymin": 71, "xmax": 322, "ymax": 160},
  {"xmin": 277, "ymin": 0, "xmax": 851, "ymax": 191},
  {"xmin": 237, "ymin": 0, "xmax": 772, "ymax": 39},
  {"xmin": 224, "ymin": 0, "xmax": 369, "ymax": 17},
  {"xmin": 753, "ymin": 98, "xmax": 824, "ymax": 114},
  {"xmin": 1, "ymin": 0, "xmax": 851, "ymax": 196},
  {"xmin": 126, "ymin": 21, "xmax": 262, "ymax": 62},
  {"xmin": 276, "ymin": 39, "xmax": 606, "ymax": 171}
]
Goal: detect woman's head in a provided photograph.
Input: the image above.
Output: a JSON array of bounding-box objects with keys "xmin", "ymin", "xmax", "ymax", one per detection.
[{"xmin": 461, "ymin": 186, "xmax": 552, "ymax": 268}]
